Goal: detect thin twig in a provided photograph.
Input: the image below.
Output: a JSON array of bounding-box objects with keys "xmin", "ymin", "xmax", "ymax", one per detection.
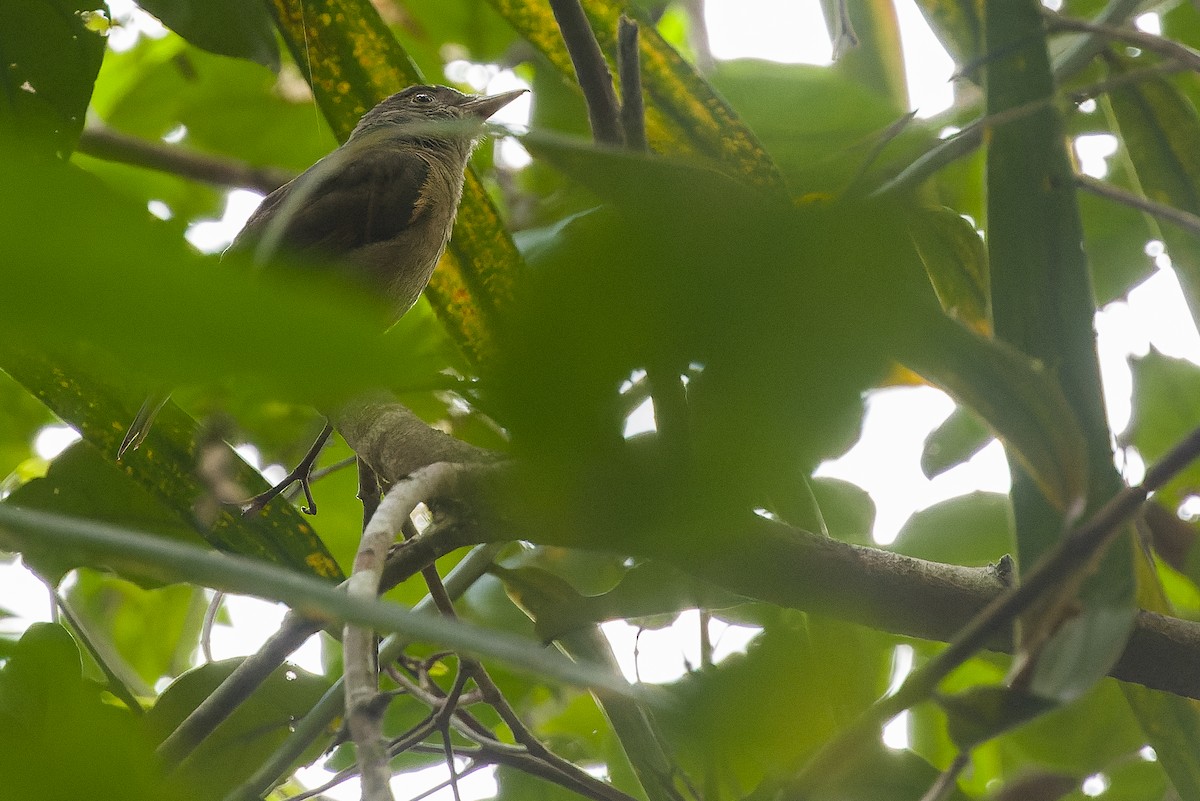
[
  {"xmin": 918, "ymin": 752, "xmax": 970, "ymax": 801},
  {"xmin": 201, "ymin": 590, "xmax": 224, "ymax": 663},
  {"xmin": 77, "ymin": 124, "xmax": 295, "ymax": 193},
  {"xmin": 617, "ymin": 16, "xmax": 647, "ymax": 152},
  {"xmin": 1076, "ymin": 173, "xmax": 1200, "ymax": 238},
  {"xmin": 412, "ymin": 546, "xmax": 639, "ymax": 801},
  {"xmin": 548, "ymin": 0, "xmax": 624, "ymax": 145},
  {"xmin": 874, "ymin": 57, "xmax": 1186, "ymax": 196},
  {"xmin": 1043, "ymin": 8, "xmax": 1200, "ymax": 74},
  {"xmin": 242, "ymin": 421, "xmax": 334, "ymax": 516}
]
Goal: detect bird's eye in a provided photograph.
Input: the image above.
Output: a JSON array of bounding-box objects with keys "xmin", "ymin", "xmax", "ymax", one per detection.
[{"xmin": 413, "ymin": 92, "xmax": 434, "ymax": 104}]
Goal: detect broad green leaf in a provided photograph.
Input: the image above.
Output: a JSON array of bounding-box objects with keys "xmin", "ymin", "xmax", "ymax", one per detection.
[
  {"xmin": 1119, "ymin": 684, "xmax": 1200, "ymax": 800},
  {"xmin": 1078, "ymin": 159, "xmax": 1157, "ymax": 305},
  {"xmin": 0, "ymin": 369, "xmax": 54, "ymax": 477},
  {"xmin": 146, "ymin": 660, "xmax": 331, "ymax": 800},
  {"xmin": 0, "ymin": 623, "xmax": 183, "ymax": 801},
  {"xmin": 911, "ymin": 0, "xmax": 983, "ymax": 69},
  {"xmin": 265, "ymin": 0, "xmax": 525, "ymax": 363},
  {"xmin": 901, "ymin": 318, "xmax": 1088, "ymax": 512},
  {"xmin": 709, "ymin": 59, "xmax": 929, "ymax": 195},
  {"xmin": 890, "ymin": 492, "xmax": 1013, "ymax": 568},
  {"xmin": 99, "ymin": 38, "xmax": 335, "ymax": 172},
  {"xmin": 65, "ymin": 569, "xmax": 203, "ymax": 686},
  {"xmin": 0, "ymin": 0, "xmax": 107, "ymax": 155},
  {"xmin": 134, "ymin": 0, "xmax": 280, "ymax": 70},
  {"xmin": 909, "ymin": 205, "xmax": 990, "ymax": 332},
  {"xmin": 939, "ymin": 685, "xmax": 1056, "ymax": 750},
  {"xmin": 921, "ymin": 405, "xmax": 992, "ymax": 480},
  {"xmin": 656, "ymin": 615, "xmax": 894, "ymax": 796},
  {"xmin": 1125, "ymin": 349, "xmax": 1200, "ymax": 514}
]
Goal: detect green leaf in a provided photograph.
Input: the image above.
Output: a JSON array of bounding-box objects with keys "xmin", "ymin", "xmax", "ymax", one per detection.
[
  {"xmin": 134, "ymin": 0, "xmax": 280, "ymax": 70},
  {"xmin": 709, "ymin": 59, "xmax": 928, "ymax": 194},
  {"xmin": 656, "ymin": 615, "xmax": 894, "ymax": 795},
  {"xmin": 0, "ymin": 623, "xmax": 182, "ymax": 801},
  {"xmin": 0, "ymin": 0, "xmax": 107, "ymax": 155},
  {"xmin": 4, "ymin": 441, "xmax": 203, "ymax": 583},
  {"xmin": 1120, "ymin": 683, "xmax": 1200, "ymax": 800},
  {"xmin": 1125, "ymin": 348, "xmax": 1200, "ymax": 513},
  {"xmin": 921, "ymin": 405, "xmax": 992, "ymax": 480},
  {"xmin": 65, "ymin": 569, "xmax": 203, "ymax": 686},
  {"xmin": 939, "ymin": 685, "xmax": 1056, "ymax": 751},
  {"xmin": 902, "ymin": 318, "xmax": 1088, "ymax": 512},
  {"xmin": 146, "ymin": 660, "xmax": 330, "ymax": 800},
  {"xmin": 909, "ymin": 205, "xmax": 990, "ymax": 332},
  {"xmin": 891, "ymin": 492, "xmax": 1013, "ymax": 567},
  {"xmin": 0, "ymin": 506, "xmax": 635, "ymax": 695}
]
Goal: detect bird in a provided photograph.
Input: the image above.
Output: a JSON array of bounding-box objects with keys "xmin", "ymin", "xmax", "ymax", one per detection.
[{"xmin": 118, "ymin": 84, "xmax": 527, "ymax": 459}]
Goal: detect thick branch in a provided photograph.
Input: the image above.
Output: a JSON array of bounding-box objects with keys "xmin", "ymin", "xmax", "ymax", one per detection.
[{"xmin": 334, "ymin": 401, "xmax": 1200, "ymax": 701}]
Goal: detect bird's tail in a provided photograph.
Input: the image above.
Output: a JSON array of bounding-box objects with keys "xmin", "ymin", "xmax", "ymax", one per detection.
[{"xmin": 118, "ymin": 392, "xmax": 172, "ymax": 458}]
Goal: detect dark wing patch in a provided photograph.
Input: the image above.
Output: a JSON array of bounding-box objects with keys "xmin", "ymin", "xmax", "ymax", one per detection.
[{"xmin": 230, "ymin": 147, "xmax": 429, "ymax": 259}]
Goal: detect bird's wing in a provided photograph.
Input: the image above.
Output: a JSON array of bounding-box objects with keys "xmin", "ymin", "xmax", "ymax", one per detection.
[{"xmin": 230, "ymin": 146, "xmax": 430, "ymax": 259}]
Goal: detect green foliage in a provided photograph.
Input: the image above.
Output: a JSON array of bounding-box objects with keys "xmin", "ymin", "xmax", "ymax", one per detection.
[{"xmin": 5, "ymin": 0, "xmax": 1200, "ymax": 799}]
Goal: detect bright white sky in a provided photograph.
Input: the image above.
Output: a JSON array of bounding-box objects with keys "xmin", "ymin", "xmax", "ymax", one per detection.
[{"xmin": 2, "ymin": 0, "xmax": 1195, "ymax": 795}]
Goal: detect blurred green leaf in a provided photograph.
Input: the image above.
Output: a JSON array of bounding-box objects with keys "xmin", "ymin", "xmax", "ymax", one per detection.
[
  {"xmin": 709, "ymin": 59, "xmax": 930, "ymax": 194},
  {"xmin": 0, "ymin": 623, "xmax": 182, "ymax": 801},
  {"xmin": 921, "ymin": 405, "xmax": 992, "ymax": 480},
  {"xmin": 891, "ymin": 492, "xmax": 1013, "ymax": 567},
  {"xmin": 65, "ymin": 569, "xmax": 203, "ymax": 686},
  {"xmin": 134, "ymin": 0, "xmax": 280, "ymax": 70},
  {"xmin": 0, "ymin": 0, "xmax": 106, "ymax": 155},
  {"xmin": 657, "ymin": 615, "xmax": 894, "ymax": 796},
  {"xmin": 909, "ymin": 205, "xmax": 990, "ymax": 331},
  {"xmin": 1125, "ymin": 348, "xmax": 1200, "ymax": 513},
  {"xmin": 146, "ymin": 659, "xmax": 331, "ymax": 800}
]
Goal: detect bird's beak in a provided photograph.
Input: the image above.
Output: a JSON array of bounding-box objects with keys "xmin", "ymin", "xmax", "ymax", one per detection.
[{"xmin": 463, "ymin": 88, "xmax": 528, "ymax": 120}]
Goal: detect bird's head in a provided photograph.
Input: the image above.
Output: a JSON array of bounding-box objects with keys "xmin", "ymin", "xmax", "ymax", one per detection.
[{"xmin": 349, "ymin": 85, "xmax": 526, "ymax": 155}]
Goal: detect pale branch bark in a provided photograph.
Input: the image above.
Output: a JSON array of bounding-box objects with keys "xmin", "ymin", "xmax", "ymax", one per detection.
[
  {"xmin": 333, "ymin": 399, "xmax": 1200, "ymax": 702},
  {"xmin": 346, "ymin": 464, "xmax": 472, "ymax": 801},
  {"xmin": 547, "ymin": 0, "xmax": 624, "ymax": 146},
  {"xmin": 226, "ymin": 544, "xmax": 505, "ymax": 801},
  {"xmin": 77, "ymin": 124, "xmax": 295, "ymax": 193},
  {"xmin": 159, "ymin": 521, "xmax": 464, "ymax": 770}
]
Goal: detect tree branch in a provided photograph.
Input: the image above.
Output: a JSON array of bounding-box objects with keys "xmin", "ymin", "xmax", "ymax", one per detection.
[
  {"xmin": 1076, "ymin": 173, "xmax": 1200, "ymax": 238},
  {"xmin": 547, "ymin": 0, "xmax": 624, "ymax": 146},
  {"xmin": 77, "ymin": 124, "xmax": 295, "ymax": 194},
  {"xmin": 333, "ymin": 400, "xmax": 1200, "ymax": 702}
]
